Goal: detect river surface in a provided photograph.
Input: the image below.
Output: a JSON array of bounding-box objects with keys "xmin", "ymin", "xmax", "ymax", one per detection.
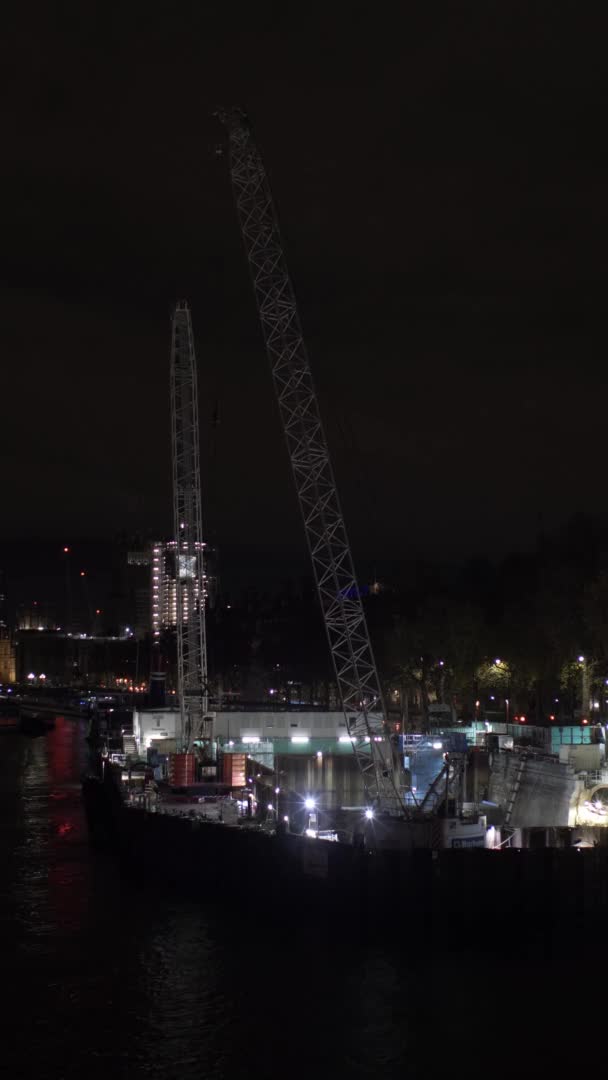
[{"xmin": 0, "ymin": 719, "xmax": 590, "ymax": 1078}]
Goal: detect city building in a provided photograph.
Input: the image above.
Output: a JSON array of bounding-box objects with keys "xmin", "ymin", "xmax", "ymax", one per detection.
[
  {"xmin": 0, "ymin": 637, "xmax": 15, "ymax": 683},
  {"xmin": 14, "ymin": 630, "xmax": 143, "ymax": 687},
  {"xmin": 151, "ymin": 541, "xmax": 216, "ymax": 638},
  {"xmin": 126, "ymin": 549, "xmax": 152, "ymax": 639},
  {"xmin": 16, "ymin": 601, "xmax": 57, "ymax": 631},
  {"xmin": 0, "ymin": 569, "xmax": 7, "ymax": 634}
]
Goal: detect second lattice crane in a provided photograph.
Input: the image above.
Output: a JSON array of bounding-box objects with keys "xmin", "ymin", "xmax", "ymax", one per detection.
[{"xmin": 170, "ymin": 301, "xmax": 210, "ymax": 752}]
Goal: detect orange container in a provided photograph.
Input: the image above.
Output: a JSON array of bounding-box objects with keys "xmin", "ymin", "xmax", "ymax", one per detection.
[
  {"xmin": 168, "ymin": 752, "xmax": 196, "ymax": 786},
  {"xmin": 222, "ymin": 753, "xmax": 246, "ymax": 787}
]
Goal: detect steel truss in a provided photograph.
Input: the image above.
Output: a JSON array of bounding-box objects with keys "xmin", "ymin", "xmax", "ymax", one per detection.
[
  {"xmin": 218, "ymin": 109, "xmax": 403, "ymax": 814},
  {"xmin": 170, "ymin": 301, "xmax": 209, "ymax": 750}
]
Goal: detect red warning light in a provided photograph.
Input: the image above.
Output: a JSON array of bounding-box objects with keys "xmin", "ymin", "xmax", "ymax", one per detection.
[
  {"xmin": 63, "ymin": 546, "xmax": 69, "ymax": 554},
  {"xmin": 519, "ymin": 715, "xmax": 526, "ymax": 724},
  {"xmin": 549, "ymin": 714, "xmax": 556, "ymax": 721},
  {"xmin": 582, "ymin": 718, "xmax": 589, "ymax": 726}
]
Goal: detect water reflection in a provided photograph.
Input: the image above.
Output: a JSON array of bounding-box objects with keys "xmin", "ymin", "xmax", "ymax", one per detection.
[{"xmin": 0, "ymin": 722, "xmax": 584, "ymax": 1078}]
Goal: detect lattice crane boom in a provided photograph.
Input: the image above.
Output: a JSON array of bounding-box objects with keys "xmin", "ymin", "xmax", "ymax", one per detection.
[
  {"xmin": 170, "ymin": 301, "xmax": 209, "ymax": 751},
  {"xmin": 217, "ymin": 109, "xmax": 404, "ymax": 815}
]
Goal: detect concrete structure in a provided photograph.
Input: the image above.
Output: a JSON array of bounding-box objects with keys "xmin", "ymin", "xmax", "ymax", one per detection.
[
  {"xmin": 488, "ymin": 740, "xmax": 608, "ymax": 831},
  {"xmin": 133, "ymin": 709, "xmax": 361, "ymax": 757},
  {"xmin": 558, "ymin": 744, "xmax": 602, "ymax": 771},
  {"xmin": 490, "ymin": 751, "xmax": 577, "ymax": 828},
  {"xmin": 216, "ymin": 710, "xmax": 350, "ymax": 743},
  {"xmin": 133, "ymin": 708, "xmax": 180, "ymax": 750}
]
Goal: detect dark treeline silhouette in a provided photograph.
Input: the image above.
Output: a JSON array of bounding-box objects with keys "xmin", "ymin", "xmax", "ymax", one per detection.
[
  {"xmin": 208, "ymin": 515, "xmax": 608, "ymax": 723},
  {"xmin": 368, "ymin": 513, "xmax": 608, "ymax": 725}
]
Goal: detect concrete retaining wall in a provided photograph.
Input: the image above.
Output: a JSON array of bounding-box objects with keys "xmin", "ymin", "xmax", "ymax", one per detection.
[{"xmin": 489, "ymin": 751, "xmax": 576, "ymax": 827}]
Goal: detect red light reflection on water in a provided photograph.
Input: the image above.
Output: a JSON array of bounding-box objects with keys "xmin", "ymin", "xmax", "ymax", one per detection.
[
  {"xmin": 46, "ymin": 715, "xmax": 82, "ymax": 785},
  {"xmin": 45, "ymin": 717, "xmax": 89, "ymax": 924}
]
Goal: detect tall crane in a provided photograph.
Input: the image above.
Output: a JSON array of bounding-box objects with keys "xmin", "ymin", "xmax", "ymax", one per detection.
[
  {"xmin": 170, "ymin": 301, "xmax": 209, "ymax": 751},
  {"xmin": 217, "ymin": 109, "xmax": 405, "ymax": 816}
]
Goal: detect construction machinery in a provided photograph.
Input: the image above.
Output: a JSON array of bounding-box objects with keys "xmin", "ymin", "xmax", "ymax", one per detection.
[
  {"xmin": 217, "ymin": 108, "xmax": 405, "ymax": 818},
  {"xmin": 170, "ymin": 301, "xmax": 210, "ymax": 751}
]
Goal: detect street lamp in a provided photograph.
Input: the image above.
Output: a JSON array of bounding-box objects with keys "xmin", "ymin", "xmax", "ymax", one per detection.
[{"xmin": 577, "ymin": 656, "xmax": 590, "ymax": 723}]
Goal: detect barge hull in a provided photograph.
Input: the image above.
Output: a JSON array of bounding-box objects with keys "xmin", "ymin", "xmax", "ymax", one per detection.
[{"xmin": 83, "ymin": 773, "xmax": 608, "ymax": 930}]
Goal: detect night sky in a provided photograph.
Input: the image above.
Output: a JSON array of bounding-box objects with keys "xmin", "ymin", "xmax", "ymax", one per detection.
[{"xmin": 2, "ymin": 4, "xmax": 607, "ymax": 584}]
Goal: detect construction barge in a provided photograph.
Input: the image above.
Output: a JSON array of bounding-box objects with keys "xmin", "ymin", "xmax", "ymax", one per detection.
[{"xmin": 82, "ymin": 754, "xmax": 608, "ymax": 929}]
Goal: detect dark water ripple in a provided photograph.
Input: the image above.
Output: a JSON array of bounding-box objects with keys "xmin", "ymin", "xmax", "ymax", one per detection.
[{"xmin": 0, "ymin": 720, "xmax": 594, "ymax": 1078}]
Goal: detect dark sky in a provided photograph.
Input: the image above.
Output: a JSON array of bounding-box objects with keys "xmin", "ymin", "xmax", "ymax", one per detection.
[{"xmin": 2, "ymin": 4, "xmax": 607, "ymax": 581}]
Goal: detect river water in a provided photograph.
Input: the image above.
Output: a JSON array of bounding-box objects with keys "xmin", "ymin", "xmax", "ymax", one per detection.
[{"xmin": 0, "ymin": 719, "xmax": 589, "ymax": 1078}]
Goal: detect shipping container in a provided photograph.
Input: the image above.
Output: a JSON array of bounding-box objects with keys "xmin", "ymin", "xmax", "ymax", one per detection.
[
  {"xmin": 222, "ymin": 753, "xmax": 247, "ymax": 787},
  {"xmin": 168, "ymin": 753, "xmax": 196, "ymax": 786}
]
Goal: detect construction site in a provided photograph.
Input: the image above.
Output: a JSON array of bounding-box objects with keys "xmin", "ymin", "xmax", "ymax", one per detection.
[{"xmin": 83, "ymin": 109, "xmax": 608, "ymax": 920}]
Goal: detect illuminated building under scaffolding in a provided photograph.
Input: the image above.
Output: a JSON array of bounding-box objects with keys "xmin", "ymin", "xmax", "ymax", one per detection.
[{"xmin": 149, "ymin": 540, "xmax": 215, "ymax": 638}]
